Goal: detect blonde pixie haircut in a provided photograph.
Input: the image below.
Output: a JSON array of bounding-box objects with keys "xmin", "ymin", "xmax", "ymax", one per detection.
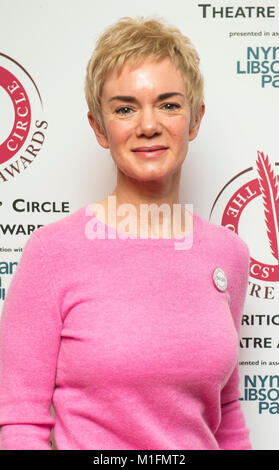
[{"xmin": 85, "ymin": 16, "xmax": 204, "ymax": 133}]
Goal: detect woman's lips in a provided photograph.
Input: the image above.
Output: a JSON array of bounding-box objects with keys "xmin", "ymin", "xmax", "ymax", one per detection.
[{"xmin": 131, "ymin": 146, "xmax": 168, "ymax": 158}]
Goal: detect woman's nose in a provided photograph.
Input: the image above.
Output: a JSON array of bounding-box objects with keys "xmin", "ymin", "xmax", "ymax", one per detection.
[{"xmin": 135, "ymin": 107, "xmax": 162, "ymax": 137}]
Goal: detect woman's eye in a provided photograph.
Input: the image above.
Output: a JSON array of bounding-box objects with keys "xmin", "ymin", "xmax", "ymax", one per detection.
[
  {"xmin": 115, "ymin": 106, "xmax": 133, "ymax": 115},
  {"xmin": 162, "ymin": 103, "xmax": 181, "ymax": 111}
]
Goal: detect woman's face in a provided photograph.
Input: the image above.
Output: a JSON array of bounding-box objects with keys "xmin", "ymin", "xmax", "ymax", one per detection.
[{"xmin": 88, "ymin": 57, "xmax": 204, "ymax": 182}]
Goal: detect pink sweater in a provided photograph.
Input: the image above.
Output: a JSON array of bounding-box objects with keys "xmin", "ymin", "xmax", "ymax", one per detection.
[{"xmin": 0, "ymin": 204, "xmax": 251, "ymax": 450}]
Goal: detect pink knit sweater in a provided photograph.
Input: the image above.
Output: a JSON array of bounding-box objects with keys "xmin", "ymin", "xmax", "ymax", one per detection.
[{"xmin": 0, "ymin": 204, "xmax": 251, "ymax": 450}]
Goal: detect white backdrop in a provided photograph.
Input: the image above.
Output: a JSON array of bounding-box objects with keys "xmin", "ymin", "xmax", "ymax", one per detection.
[{"xmin": 0, "ymin": 0, "xmax": 278, "ymax": 450}]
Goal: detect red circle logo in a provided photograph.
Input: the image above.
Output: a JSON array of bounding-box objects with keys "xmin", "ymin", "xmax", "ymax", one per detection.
[
  {"xmin": 0, "ymin": 66, "xmax": 32, "ymax": 164},
  {"xmin": 211, "ymin": 151, "xmax": 279, "ymax": 283},
  {"xmin": 0, "ymin": 53, "xmax": 47, "ymax": 182}
]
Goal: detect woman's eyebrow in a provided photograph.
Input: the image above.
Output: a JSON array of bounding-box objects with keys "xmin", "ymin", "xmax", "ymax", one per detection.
[
  {"xmin": 108, "ymin": 92, "xmax": 185, "ymax": 103},
  {"xmin": 157, "ymin": 92, "xmax": 185, "ymax": 101}
]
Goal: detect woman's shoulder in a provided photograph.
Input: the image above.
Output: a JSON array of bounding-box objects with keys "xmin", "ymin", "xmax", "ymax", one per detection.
[
  {"xmin": 28, "ymin": 205, "xmax": 86, "ymax": 249},
  {"xmin": 196, "ymin": 212, "xmax": 249, "ymax": 259}
]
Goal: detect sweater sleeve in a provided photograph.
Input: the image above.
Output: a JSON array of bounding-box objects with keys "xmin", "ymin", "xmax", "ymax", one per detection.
[
  {"xmin": 214, "ymin": 239, "xmax": 252, "ymax": 450},
  {"xmin": 0, "ymin": 232, "xmax": 62, "ymax": 450}
]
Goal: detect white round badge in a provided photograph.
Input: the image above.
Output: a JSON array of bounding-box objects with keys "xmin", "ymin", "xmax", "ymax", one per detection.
[{"xmin": 213, "ymin": 268, "xmax": 227, "ymax": 292}]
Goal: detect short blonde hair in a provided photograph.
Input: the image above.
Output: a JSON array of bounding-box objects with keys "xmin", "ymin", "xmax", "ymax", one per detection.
[{"xmin": 85, "ymin": 16, "xmax": 204, "ymax": 132}]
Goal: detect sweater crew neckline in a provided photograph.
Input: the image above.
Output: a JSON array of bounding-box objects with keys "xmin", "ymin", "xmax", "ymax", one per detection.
[{"xmin": 81, "ymin": 204, "xmax": 203, "ymax": 247}]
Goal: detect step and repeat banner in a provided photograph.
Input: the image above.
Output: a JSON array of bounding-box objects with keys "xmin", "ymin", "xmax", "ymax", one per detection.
[{"xmin": 0, "ymin": 0, "xmax": 278, "ymax": 450}]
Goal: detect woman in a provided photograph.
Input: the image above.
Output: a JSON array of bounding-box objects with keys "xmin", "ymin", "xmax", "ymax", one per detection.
[{"xmin": 0, "ymin": 17, "xmax": 251, "ymax": 450}]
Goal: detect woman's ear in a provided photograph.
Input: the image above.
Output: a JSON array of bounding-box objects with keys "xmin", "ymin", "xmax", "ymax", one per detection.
[
  {"xmin": 87, "ymin": 111, "xmax": 109, "ymax": 149},
  {"xmin": 189, "ymin": 103, "xmax": 205, "ymax": 142}
]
